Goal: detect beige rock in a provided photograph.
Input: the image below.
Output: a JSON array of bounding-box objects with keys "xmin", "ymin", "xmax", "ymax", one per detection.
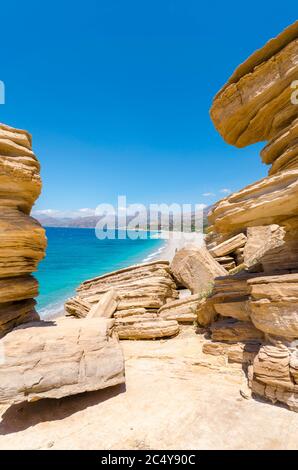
[
  {"xmin": 210, "ymin": 319, "xmax": 264, "ymax": 343},
  {"xmin": 210, "ymin": 22, "xmax": 298, "ymax": 147},
  {"xmin": 0, "ymin": 318, "xmax": 125, "ymax": 404},
  {"xmin": 158, "ymin": 294, "xmax": 201, "ymax": 323},
  {"xmin": 252, "ymin": 343, "xmax": 298, "ymax": 411},
  {"xmin": 66, "ymin": 261, "xmax": 178, "ymax": 318},
  {"xmin": 202, "ymin": 340, "xmax": 259, "ymax": 365},
  {"xmin": 115, "ymin": 318, "xmax": 179, "ymax": 340},
  {"xmin": 214, "ymin": 300, "xmax": 251, "ymax": 322},
  {"xmin": 170, "ymin": 244, "xmax": 227, "ymax": 295},
  {"xmin": 209, "ymin": 233, "xmax": 247, "ymax": 257},
  {"xmin": 87, "ymin": 288, "xmax": 118, "ymax": 319},
  {"xmin": 196, "ymin": 298, "xmax": 216, "ymax": 326},
  {"xmin": 208, "ymin": 170, "xmax": 298, "ymax": 235},
  {"xmin": 244, "ymin": 224, "xmax": 298, "ymax": 272},
  {"xmin": 249, "ymin": 274, "xmax": 298, "ymax": 337}
]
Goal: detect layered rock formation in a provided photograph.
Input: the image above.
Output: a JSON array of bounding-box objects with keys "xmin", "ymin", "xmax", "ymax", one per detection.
[
  {"xmin": 0, "ymin": 124, "xmax": 46, "ymax": 337},
  {"xmin": 0, "ymin": 318, "xmax": 125, "ymax": 404},
  {"xmin": 203, "ymin": 21, "xmax": 298, "ymax": 411},
  {"xmin": 65, "ymin": 261, "xmax": 181, "ymax": 339}
]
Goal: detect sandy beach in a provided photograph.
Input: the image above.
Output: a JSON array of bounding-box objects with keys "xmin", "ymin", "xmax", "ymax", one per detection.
[{"xmin": 153, "ymin": 230, "xmax": 204, "ymax": 262}]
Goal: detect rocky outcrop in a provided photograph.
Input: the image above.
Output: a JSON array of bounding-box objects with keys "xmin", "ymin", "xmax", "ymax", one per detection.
[
  {"xmin": 170, "ymin": 245, "xmax": 227, "ymax": 294},
  {"xmin": 0, "ymin": 124, "xmax": 46, "ymax": 337},
  {"xmin": 0, "ymin": 318, "xmax": 125, "ymax": 404},
  {"xmin": 158, "ymin": 294, "xmax": 202, "ymax": 323},
  {"xmin": 204, "ymin": 21, "xmax": 298, "ymax": 411},
  {"xmin": 65, "ymin": 261, "xmax": 180, "ymax": 339}
]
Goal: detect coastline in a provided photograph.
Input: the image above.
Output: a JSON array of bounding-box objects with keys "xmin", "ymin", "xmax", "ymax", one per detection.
[{"xmin": 39, "ymin": 230, "xmax": 204, "ymax": 321}]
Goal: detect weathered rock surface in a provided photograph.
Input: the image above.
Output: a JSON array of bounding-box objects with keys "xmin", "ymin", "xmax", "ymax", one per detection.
[
  {"xmin": 1, "ymin": 326, "xmax": 298, "ymax": 450},
  {"xmin": 115, "ymin": 317, "xmax": 179, "ymax": 340},
  {"xmin": 65, "ymin": 261, "xmax": 180, "ymax": 340},
  {"xmin": 208, "ymin": 169, "xmax": 298, "ymax": 236},
  {"xmin": 252, "ymin": 342, "xmax": 298, "ymax": 412},
  {"xmin": 209, "ymin": 233, "xmax": 247, "ymax": 258},
  {"xmin": 206, "ymin": 21, "xmax": 298, "ymax": 412},
  {"xmin": 210, "ymin": 319, "xmax": 264, "ymax": 343},
  {"xmin": 170, "ymin": 245, "xmax": 227, "ymax": 295},
  {"xmin": 210, "ymin": 22, "xmax": 298, "ymax": 147},
  {"xmin": 158, "ymin": 294, "xmax": 201, "ymax": 323},
  {"xmin": 87, "ymin": 288, "xmax": 119, "ymax": 319},
  {"xmin": 249, "ymin": 274, "xmax": 298, "ymax": 337},
  {"xmin": 0, "ymin": 124, "xmax": 46, "ymax": 337},
  {"xmin": 0, "ymin": 318, "xmax": 125, "ymax": 404}
]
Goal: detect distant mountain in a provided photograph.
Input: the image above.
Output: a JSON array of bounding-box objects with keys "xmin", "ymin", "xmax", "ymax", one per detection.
[{"xmin": 35, "ymin": 205, "xmax": 214, "ymax": 231}]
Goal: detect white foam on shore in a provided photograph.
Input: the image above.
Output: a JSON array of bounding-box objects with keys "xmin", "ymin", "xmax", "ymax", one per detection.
[
  {"xmin": 39, "ymin": 300, "xmax": 66, "ymax": 320},
  {"xmin": 142, "ymin": 244, "xmax": 166, "ymax": 262}
]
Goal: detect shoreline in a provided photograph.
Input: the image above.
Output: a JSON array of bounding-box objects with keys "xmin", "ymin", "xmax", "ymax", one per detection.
[{"xmin": 40, "ymin": 230, "xmax": 204, "ymax": 321}]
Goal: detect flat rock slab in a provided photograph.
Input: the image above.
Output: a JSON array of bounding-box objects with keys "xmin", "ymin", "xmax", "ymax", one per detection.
[
  {"xmin": 0, "ymin": 326, "xmax": 297, "ymax": 450},
  {"xmin": 0, "ymin": 318, "xmax": 125, "ymax": 404}
]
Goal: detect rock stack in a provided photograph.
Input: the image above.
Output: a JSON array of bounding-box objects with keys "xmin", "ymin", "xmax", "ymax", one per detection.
[
  {"xmin": 65, "ymin": 260, "xmax": 181, "ymax": 339},
  {"xmin": 202, "ymin": 21, "xmax": 298, "ymax": 411},
  {"xmin": 0, "ymin": 123, "xmax": 47, "ymax": 337}
]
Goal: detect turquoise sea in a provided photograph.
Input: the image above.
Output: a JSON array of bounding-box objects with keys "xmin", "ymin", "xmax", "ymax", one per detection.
[{"xmin": 36, "ymin": 227, "xmax": 165, "ymax": 319}]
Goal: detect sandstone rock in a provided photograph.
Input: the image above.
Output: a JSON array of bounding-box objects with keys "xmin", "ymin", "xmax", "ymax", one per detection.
[
  {"xmin": 87, "ymin": 288, "xmax": 118, "ymax": 319},
  {"xmin": 210, "ymin": 319, "xmax": 264, "ymax": 343},
  {"xmin": 210, "ymin": 22, "xmax": 298, "ymax": 147},
  {"xmin": 158, "ymin": 294, "xmax": 201, "ymax": 323},
  {"xmin": 208, "ymin": 169, "xmax": 298, "ymax": 235},
  {"xmin": 196, "ymin": 298, "xmax": 216, "ymax": 326},
  {"xmin": 0, "ymin": 318, "xmax": 125, "ymax": 404},
  {"xmin": 209, "ymin": 233, "xmax": 247, "ymax": 258},
  {"xmin": 0, "ymin": 299, "xmax": 39, "ymax": 338},
  {"xmin": 261, "ymin": 118, "xmax": 298, "ymax": 163},
  {"xmin": 170, "ymin": 244, "xmax": 227, "ymax": 295},
  {"xmin": 244, "ymin": 224, "xmax": 298, "ymax": 272},
  {"xmin": 66, "ymin": 261, "xmax": 178, "ymax": 318},
  {"xmin": 252, "ymin": 343, "xmax": 298, "ymax": 411},
  {"xmin": 249, "ymin": 274, "xmax": 298, "ymax": 337},
  {"xmin": 214, "ymin": 300, "xmax": 251, "ymax": 322},
  {"xmin": 0, "ymin": 124, "xmax": 46, "ymax": 336},
  {"xmin": 202, "ymin": 341, "xmax": 259, "ymax": 365},
  {"xmin": 114, "ymin": 307, "xmax": 147, "ymax": 318},
  {"xmin": 115, "ymin": 318, "xmax": 179, "ymax": 340}
]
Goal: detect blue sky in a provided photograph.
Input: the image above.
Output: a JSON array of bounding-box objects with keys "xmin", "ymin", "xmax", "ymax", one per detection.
[{"xmin": 0, "ymin": 1, "xmax": 296, "ymax": 216}]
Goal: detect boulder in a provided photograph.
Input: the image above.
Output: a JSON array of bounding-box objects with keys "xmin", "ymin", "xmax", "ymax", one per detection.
[
  {"xmin": 158, "ymin": 294, "xmax": 201, "ymax": 323},
  {"xmin": 87, "ymin": 288, "xmax": 118, "ymax": 319},
  {"xmin": 65, "ymin": 261, "xmax": 178, "ymax": 318},
  {"xmin": 252, "ymin": 343, "xmax": 298, "ymax": 411},
  {"xmin": 249, "ymin": 274, "xmax": 298, "ymax": 337},
  {"xmin": 208, "ymin": 169, "xmax": 298, "ymax": 236},
  {"xmin": 210, "ymin": 319, "xmax": 264, "ymax": 343},
  {"xmin": 114, "ymin": 317, "xmax": 179, "ymax": 340},
  {"xmin": 170, "ymin": 245, "xmax": 227, "ymax": 295},
  {"xmin": 0, "ymin": 318, "xmax": 125, "ymax": 404},
  {"xmin": 209, "ymin": 233, "xmax": 247, "ymax": 258}
]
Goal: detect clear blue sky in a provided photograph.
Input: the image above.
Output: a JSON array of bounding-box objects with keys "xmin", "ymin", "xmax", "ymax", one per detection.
[{"xmin": 0, "ymin": 1, "xmax": 296, "ymax": 215}]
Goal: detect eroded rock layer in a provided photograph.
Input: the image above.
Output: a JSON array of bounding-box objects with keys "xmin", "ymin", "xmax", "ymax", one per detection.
[
  {"xmin": 204, "ymin": 22, "xmax": 298, "ymax": 410},
  {"xmin": 0, "ymin": 124, "xmax": 46, "ymax": 337},
  {"xmin": 65, "ymin": 261, "xmax": 180, "ymax": 339},
  {"xmin": 0, "ymin": 318, "xmax": 125, "ymax": 404}
]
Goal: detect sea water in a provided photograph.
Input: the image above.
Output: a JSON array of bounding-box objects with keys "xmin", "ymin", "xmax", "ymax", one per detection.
[{"xmin": 35, "ymin": 227, "xmax": 165, "ymax": 319}]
